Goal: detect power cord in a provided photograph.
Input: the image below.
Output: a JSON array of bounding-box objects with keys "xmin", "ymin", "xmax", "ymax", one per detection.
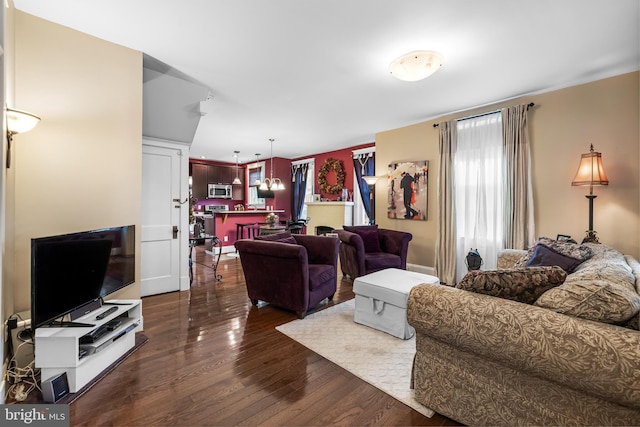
[
  {"xmin": 12, "ymin": 383, "xmax": 27, "ymax": 401},
  {"xmin": 4, "ymin": 340, "xmax": 40, "ymax": 402}
]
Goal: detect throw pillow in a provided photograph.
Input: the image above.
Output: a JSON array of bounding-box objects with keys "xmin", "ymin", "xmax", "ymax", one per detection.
[
  {"xmin": 455, "ymin": 266, "xmax": 567, "ymax": 304},
  {"xmin": 254, "ymin": 231, "xmax": 293, "ymax": 242},
  {"xmin": 358, "ymin": 229, "xmax": 382, "ymax": 253},
  {"xmin": 525, "ymin": 243, "xmax": 584, "ymax": 273},
  {"xmin": 514, "ymin": 237, "xmax": 593, "ymax": 268},
  {"xmin": 535, "ymin": 244, "xmax": 640, "ymax": 325},
  {"xmin": 344, "ymin": 225, "xmax": 381, "ymax": 253},
  {"xmin": 275, "ymin": 236, "xmax": 298, "ymax": 245}
]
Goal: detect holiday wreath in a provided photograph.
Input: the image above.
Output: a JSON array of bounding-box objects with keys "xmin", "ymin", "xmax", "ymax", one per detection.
[{"xmin": 318, "ymin": 158, "xmax": 345, "ymax": 194}]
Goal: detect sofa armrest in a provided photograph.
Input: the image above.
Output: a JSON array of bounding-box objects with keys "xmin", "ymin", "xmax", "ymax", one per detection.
[
  {"xmin": 378, "ymin": 229, "xmax": 412, "ymax": 257},
  {"xmin": 335, "ymin": 229, "xmax": 363, "ymax": 247},
  {"xmin": 497, "ymin": 248, "xmax": 527, "ymax": 269},
  {"xmin": 293, "ymin": 234, "xmax": 339, "ymax": 266},
  {"xmin": 407, "ymin": 284, "xmax": 640, "ymax": 409}
]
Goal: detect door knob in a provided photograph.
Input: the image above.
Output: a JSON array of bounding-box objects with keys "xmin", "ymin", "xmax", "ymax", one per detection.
[{"xmin": 173, "ymin": 226, "xmax": 179, "ymax": 239}]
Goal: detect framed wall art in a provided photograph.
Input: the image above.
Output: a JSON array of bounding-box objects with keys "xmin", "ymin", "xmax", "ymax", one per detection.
[{"xmin": 387, "ymin": 160, "xmax": 428, "ymax": 220}]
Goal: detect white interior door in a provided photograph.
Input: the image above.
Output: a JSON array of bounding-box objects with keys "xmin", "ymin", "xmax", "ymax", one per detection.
[{"xmin": 141, "ymin": 145, "xmax": 181, "ymax": 296}]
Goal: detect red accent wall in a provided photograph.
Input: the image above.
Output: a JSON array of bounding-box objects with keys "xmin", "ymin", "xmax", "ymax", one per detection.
[{"xmin": 294, "ymin": 143, "xmax": 375, "ymax": 201}]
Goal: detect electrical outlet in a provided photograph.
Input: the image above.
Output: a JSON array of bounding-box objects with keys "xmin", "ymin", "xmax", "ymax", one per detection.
[{"xmin": 223, "ymin": 236, "xmax": 228, "ymax": 242}]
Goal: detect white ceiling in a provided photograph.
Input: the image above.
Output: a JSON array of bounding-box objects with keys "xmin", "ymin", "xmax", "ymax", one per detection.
[{"xmin": 14, "ymin": 0, "xmax": 640, "ymax": 163}]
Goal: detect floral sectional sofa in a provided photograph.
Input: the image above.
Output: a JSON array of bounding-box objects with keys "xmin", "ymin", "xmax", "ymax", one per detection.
[{"xmin": 407, "ymin": 239, "xmax": 640, "ymax": 426}]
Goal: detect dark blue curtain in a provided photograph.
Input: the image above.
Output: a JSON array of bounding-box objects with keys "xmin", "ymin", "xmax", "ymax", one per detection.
[
  {"xmin": 291, "ymin": 163, "xmax": 309, "ymax": 220},
  {"xmin": 353, "ymin": 153, "xmax": 375, "ymax": 224}
]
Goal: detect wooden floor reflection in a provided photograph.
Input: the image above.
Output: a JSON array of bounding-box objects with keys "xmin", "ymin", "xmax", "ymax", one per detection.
[{"xmin": 69, "ymin": 245, "xmax": 460, "ymax": 426}]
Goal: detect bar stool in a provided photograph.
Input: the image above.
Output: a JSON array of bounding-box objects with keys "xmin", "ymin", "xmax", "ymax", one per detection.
[
  {"xmin": 236, "ymin": 223, "xmax": 253, "ymax": 241},
  {"xmin": 236, "ymin": 222, "xmax": 261, "ymax": 241},
  {"xmin": 246, "ymin": 224, "xmax": 262, "ymax": 238}
]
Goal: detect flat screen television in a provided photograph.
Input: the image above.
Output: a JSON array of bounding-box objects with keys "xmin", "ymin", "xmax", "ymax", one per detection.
[
  {"xmin": 256, "ymin": 188, "xmax": 275, "ymax": 199},
  {"xmin": 31, "ymin": 225, "xmax": 135, "ymax": 329}
]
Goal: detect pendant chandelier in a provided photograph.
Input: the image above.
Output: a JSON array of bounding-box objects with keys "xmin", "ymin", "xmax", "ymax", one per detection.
[
  {"xmin": 259, "ymin": 138, "xmax": 285, "ymax": 191},
  {"xmin": 232, "ymin": 150, "xmax": 242, "ymax": 185}
]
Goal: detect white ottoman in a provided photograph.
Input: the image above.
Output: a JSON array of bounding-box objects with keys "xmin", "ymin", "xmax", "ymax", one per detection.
[{"xmin": 353, "ymin": 268, "xmax": 440, "ymax": 339}]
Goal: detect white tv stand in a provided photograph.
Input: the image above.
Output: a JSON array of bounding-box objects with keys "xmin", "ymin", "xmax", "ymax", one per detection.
[{"xmin": 35, "ymin": 299, "xmax": 143, "ymax": 393}]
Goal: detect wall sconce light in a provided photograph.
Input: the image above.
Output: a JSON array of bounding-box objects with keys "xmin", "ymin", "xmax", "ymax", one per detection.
[
  {"xmin": 6, "ymin": 107, "xmax": 41, "ymax": 168},
  {"xmin": 362, "ymin": 175, "xmax": 378, "ymax": 225},
  {"xmin": 571, "ymin": 144, "xmax": 609, "ymax": 243}
]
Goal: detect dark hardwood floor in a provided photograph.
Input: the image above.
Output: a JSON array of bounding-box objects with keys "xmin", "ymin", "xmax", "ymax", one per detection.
[{"xmin": 70, "ymin": 246, "xmax": 460, "ymax": 426}]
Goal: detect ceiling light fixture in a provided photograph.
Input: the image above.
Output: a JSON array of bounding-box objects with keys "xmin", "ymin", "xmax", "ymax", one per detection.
[
  {"xmin": 259, "ymin": 138, "xmax": 284, "ymax": 191},
  {"xmin": 232, "ymin": 150, "xmax": 242, "ymax": 185},
  {"xmin": 6, "ymin": 107, "xmax": 41, "ymax": 169},
  {"xmin": 389, "ymin": 50, "xmax": 443, "ymax": 82}
]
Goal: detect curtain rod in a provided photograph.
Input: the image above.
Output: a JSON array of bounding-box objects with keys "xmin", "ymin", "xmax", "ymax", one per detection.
[{"xmin": 432, "ymin": 102, "xmax": 535, "ymax": 128}]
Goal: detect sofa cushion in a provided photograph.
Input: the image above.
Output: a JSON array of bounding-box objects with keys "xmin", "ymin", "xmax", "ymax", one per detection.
[
  {"xmin": 344, "ymin": 226, "xmax": 381, "ymax": 253},
  {"xmin": 514, "ymin": 237, "xmax": 593, "ymax": 268},
  {"xmin": 535, "ymin": 244, "xmax": 640, "ymax": 325},
  {"xmin": 454, "ymin": 266, "xmax": 567, "ymax": 304},
  {"xmin": 364, "ymin": 252, "xmax": 402, "ymax": 272},
  {"xmin": 525, "ymin": 243, "xmax": 584, "ymax": 273}
]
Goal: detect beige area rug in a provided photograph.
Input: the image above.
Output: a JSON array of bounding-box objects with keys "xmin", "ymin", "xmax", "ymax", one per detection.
[{"xmin": 276, "ymin": 299, "xmax": 434, "ymax": 418}]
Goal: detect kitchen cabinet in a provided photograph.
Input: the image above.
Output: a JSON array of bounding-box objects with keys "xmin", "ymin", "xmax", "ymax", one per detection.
[
  {"xmin": 190, "ymin": 161, "xmax": 246, "ymax": 201},
  {"xmin": 208, "ymin": 165, "xmax": 234, "ymax": 184},
  {"xmin": 191, "ymin": 163, "xmax": 209, "ymax": 200}
]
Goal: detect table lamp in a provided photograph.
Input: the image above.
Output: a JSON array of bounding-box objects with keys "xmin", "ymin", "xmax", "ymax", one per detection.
[{"xmin": 571, "ymin": 144, "xmax": 609, "ymax": 243}]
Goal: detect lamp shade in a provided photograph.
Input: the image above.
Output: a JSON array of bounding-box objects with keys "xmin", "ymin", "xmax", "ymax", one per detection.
[
  {"xmin": 6, "ymin": 108, "xmax": 40, "ymax": 134},
  {"xmin": 571, "ymin": 144, "xmax": 609, "ymax": 187},
  {"xmin": 362, "ymin": 175, "xmax": 379, "ymax": 186}
]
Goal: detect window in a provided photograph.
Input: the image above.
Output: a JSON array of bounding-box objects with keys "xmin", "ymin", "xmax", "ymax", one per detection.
[
  {"xmin": 291, "ymin": 159, "xmax": 314, "ymax": 220},
  {"xmin": 352, "ymin": 147, "xmax": 375, "ymax": 225},
  {"xmin": 300, "ymin": 162, "xmax": 314, "ymax": 220},
  {"xmin": 454, "ymin": 113, "xmax": 504, "ymax": 281},
  {"xmin": 247, "ymin": 161, "xmax": 266, "ymax": 208}
]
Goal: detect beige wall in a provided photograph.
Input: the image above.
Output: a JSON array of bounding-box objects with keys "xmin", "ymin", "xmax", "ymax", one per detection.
[
  {"xmin": 376, "ymin": 71, "xmax": 640, "ymax": 267},
  {"xmin": 6, "ymin": 11, "xmax": 143, "ymax": 314}
]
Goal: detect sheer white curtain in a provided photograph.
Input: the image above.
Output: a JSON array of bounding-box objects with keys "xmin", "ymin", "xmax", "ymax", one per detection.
[{"xmin": 454, "ymin": 113, "xmax": 504, "ymax": 282}]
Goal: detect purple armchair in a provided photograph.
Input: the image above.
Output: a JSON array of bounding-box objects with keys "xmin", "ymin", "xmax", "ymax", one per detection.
[
  {"xmin": 235, "ymin": 232, "xmax": 339, "ymax": 319},
  {"xmin": 334, "ymin": 225, "xmax": 413, "ymax": 280}
]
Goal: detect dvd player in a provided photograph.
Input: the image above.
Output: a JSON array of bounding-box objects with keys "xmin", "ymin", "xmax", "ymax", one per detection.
[{"xmin": 79, "ymin": 321, "xmax": 139, "ymax": 356}]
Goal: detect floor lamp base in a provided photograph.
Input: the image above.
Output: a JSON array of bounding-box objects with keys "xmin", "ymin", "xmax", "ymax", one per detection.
[{"xmin": 582, "ymin": 230, "xmax": 599, "ymax": 244}]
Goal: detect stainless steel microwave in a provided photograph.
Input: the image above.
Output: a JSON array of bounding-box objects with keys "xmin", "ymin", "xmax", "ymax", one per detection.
[{"xmin": 208, "ymin": 184, "xmax": 232, "ymax": 199}]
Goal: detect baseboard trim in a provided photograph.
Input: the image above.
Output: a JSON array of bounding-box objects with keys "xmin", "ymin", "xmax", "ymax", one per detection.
[{"xmin": 407, "ymin": 263, "xmax": 436, "ymax": 277}]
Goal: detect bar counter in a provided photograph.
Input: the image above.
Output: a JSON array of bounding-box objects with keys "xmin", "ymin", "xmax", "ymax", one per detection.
[{"xmin": 194, "ymin": 210, "xmax": 287, "ymax": 247}]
